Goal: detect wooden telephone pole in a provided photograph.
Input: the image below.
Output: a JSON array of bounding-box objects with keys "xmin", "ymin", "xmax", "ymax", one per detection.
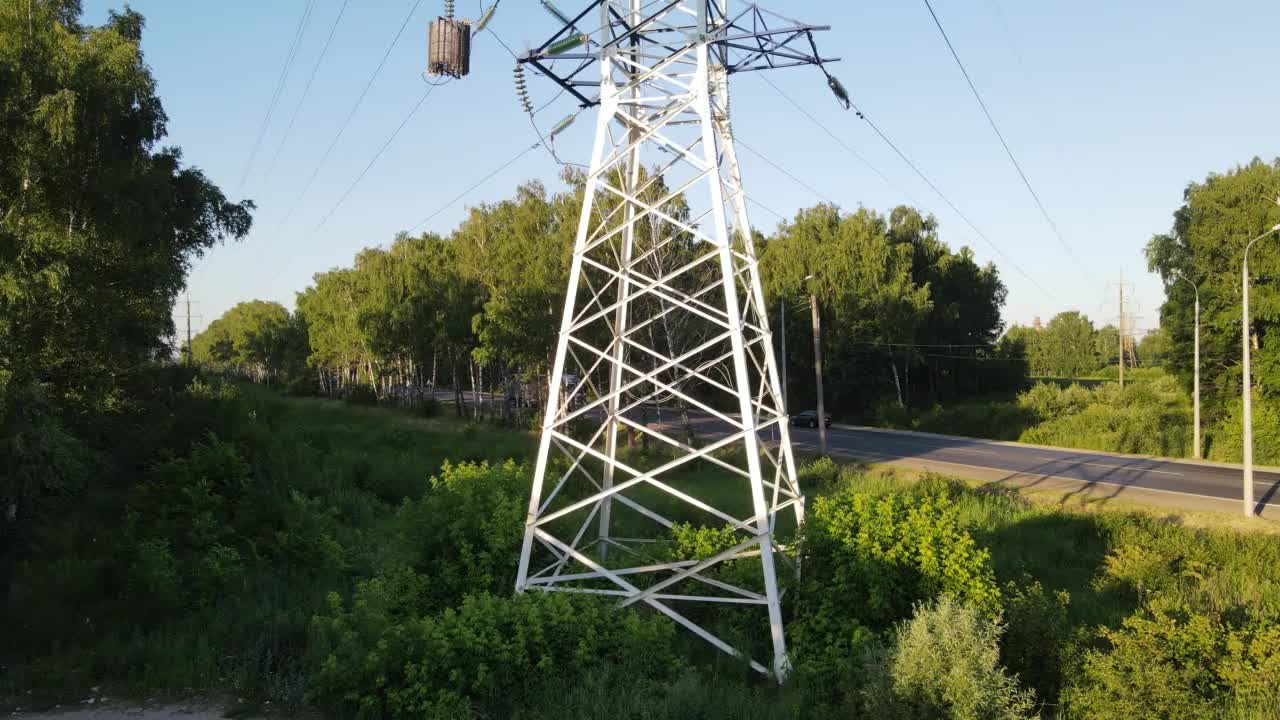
[{"xmin": 178, "ymin": 295, "xmax": 201, "ymax": 366}]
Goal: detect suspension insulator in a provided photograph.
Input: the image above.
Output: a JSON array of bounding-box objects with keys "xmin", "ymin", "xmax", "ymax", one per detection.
[
  {"xmin": 444, "ymin": 0, "xmax": 455, "ymax": 20},
  {"xmin": 548, "ymin": 113, "xmax": 577, "ymax": 139},
  {"xmin": 474, "ymin": 3, "xmax": 497, "ymax": 32},
  {"xmin": 514, "ymin": 64, "xmax": 534, "ymax": 114},
  {"xmin": 826, "ymin": 73, "xmax": 852, "ymax": 110},
  {"xmin": 540, "ymin": 0, "xmax": 573, "ymax": 25},
  {"xmin": 545, "ymin": 33, "xmax": 589, "ymax": 56}
]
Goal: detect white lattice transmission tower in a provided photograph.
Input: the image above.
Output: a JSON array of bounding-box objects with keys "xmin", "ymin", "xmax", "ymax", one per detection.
[{"xmin": 511, "ymin": 0, "xmax": 840, "ymax": 678}]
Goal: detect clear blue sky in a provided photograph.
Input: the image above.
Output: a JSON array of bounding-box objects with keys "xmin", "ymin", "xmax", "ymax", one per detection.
[{"xmin": 80, "ymin": 0, "xmax": 1280, "ymax": 340}]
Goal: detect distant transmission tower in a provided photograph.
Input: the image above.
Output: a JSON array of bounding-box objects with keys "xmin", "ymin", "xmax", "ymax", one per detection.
[
  {"xmin": 1108, "ymin": 276, "xmax": 1139, "ymax": 386},
  {"xmin": 507, "ymin": 1, "xmax": 842, "ymax": 678}
]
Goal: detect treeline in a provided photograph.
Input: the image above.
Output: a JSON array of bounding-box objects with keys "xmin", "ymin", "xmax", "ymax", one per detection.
[
  {"xmin": 1146, "ymin": 158, "xmax": 1280, "ymax": 461},
  {"xmin": 194, "ymin": 189, "xmax": 1024, "ymax": 419},
  {"xmin": 1, "ymin": 4, "xmax": 253, "ymax": 603},
  {"xmin": 1004, "ymin": 311, "xmax": 1170, "ymax": 378}
]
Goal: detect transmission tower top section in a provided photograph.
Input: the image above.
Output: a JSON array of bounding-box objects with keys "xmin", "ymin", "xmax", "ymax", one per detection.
[{"xmin": 520, "ymin": 1, "xmax": 842, "ymax": 107}]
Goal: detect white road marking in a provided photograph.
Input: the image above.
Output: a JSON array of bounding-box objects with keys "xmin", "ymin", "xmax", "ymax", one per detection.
[
  {"xmin": 868, "ymin": 437, "xmax": 998, "ymax": 455},
  {"xmin": 1030, "ymin": 456, "xmax": 1184, "ymax": 476}
]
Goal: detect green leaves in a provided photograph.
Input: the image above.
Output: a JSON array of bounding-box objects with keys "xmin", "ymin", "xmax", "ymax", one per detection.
[
  {"xmin": 0, "ymin": 2, "xmax": 253, "ymax": 409},
  {"xmin": 1146, "ymin": 158, "xmax": 1280, "ymax": 461}
]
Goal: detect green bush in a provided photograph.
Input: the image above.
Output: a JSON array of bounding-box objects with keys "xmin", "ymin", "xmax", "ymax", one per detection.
[
  {"xmin": 861, "ymin": 596, "xmax": 1038, "ymax": 720},
  {"xmin": 1065, "ymin": 600, "xmax": 1280, "ymax": 719},
  {"xmin": 397, "ymin": 460, "xmax": 528, "ymax": 607},
  {"xmin": 1016, "ymin": 377, "xmax": 1191, "ymax": 457},
  {"xmin": 309, "ymin": 588, "xmax": 682, "ymax": 719},
  {"xmin": 790, "ymin": 484, "xmax": 1001, "ymax": 703},
  {"xmin": 798, "ymin": 456, "xmax": 840, "ymax": 489},
  {"xmin": 124, "ymin": 434, "xmax": 252, "ymax": 614},
  {"xmin": 1000, "ymin": 580, "xmax": 1071, "ymax": 705},
  {"xmin": 1208, "ymin": 393, "xmax": 1280, "ymax": 466}
]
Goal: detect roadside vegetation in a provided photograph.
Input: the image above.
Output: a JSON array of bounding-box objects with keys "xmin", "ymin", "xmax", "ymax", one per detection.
[
  {"xmin": 882, "ymin": 368, "xmax": 1199, "ymax": 459},
  {"xmin": 5, "ymin": 383, "xmax": 1279, "ymax": 718}
]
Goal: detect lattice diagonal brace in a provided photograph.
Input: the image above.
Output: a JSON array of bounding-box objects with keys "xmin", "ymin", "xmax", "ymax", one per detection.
[{"xmin": 514, "ymin": 0, "xmax": 815, "ymax": 679}]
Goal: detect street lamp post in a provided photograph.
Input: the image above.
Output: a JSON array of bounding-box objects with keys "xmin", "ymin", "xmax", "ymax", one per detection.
[
  {"xmin": 1171, "ymin": 271, "xmax": 1201, "ymax": 459},
  {"xmin": 1242, "ymin": 223, "xmax": 1280, "ymax": 517}
]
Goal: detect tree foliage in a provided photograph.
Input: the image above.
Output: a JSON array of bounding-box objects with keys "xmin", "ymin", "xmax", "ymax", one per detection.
[
  {"xmin": 1145, "ymin": 158, "xmax": 1280, "ymax": 461},
  {"xmin": 0, "ymin": 1, "xmax": 253, "ymax": 405},
  {"xmin": 762, "ymin": 204, "xmax": 1012, "ymax": 413},
  {"xmin": 1, "ymin": 1, "xmax": 252, "ymax": 604}
]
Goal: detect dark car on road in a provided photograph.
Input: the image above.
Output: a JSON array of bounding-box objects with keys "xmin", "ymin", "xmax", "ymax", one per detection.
[{"xmin": 789, "ymin": 410, "xmax": 832, "ymax": 428}]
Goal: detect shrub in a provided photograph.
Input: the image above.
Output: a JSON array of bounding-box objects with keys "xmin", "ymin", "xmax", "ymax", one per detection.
[
  {"xmin": 862, "ymin": 596, "xmax": 1038, "ymax": 720},
  {"xmin": 1065, "ymin": 600, "xmax": 1280, "ymax": 719},
  {"xmin": 790, "ymin": 484, "xmax": 1001, "ymax": 703},
  {"xmin": 124, "ymin": 434, "xmax": 252, "ymax": 612},
  {"xmin": 397, "ymin": 460, "xmax": 528, "ymax": 607},
  {"xmin": 798, "ymin": 456, "xmax": 840, "ymax": 489},
  {"xmin": 1208, "ymin": 394, "xmax": 1280, "ymax": 465},
  {"xmin": 800, "ymin": 486, "xmax": 1002, "ymax": 625},
  {"xmin": 1000, "ymin": 580, "xmax": 1071, "ymax": 705},
  {"xmin": 309, "ymin": 588, "xmax": 682, "ymax": 719},
  {"xmin": 1017, "ymin": 377, "xmax": 1191, "ymax": 457}
]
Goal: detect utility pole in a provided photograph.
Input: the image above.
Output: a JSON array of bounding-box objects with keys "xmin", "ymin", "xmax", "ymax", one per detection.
[
  {"xmin": 810, "ymin": 291, "xmax": 826, "ymax": 456},
  {"xmin": 780, "ymin": 298, "xmax": 787, "ymax": 408},
  {"xmin": 507, "ymin": 0, "xmax": 839, "ymax": 678},
  {"xmin": 177, "ymin": 295, "xmax": 201, "ymax": 366},
  {"xmin": 1118, "ymin": 282, "xmax": 1125, "ymax": 388},
  {"xmin": 1108, "ymin": 277, "xmax": 1137, "ymax": 387},
  {"xmin": 1172, "ymin": 272, "xmax": 1201, "ymax": 459},
  {"xmin": 1242, "ymin": 222, "xmax": 1280, "ymax": 517}
]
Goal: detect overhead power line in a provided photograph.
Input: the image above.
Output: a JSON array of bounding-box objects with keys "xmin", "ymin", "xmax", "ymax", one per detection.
[
  {"xmin": 408, "ymin": 141, "xmax": 541, "ymax": 233},
  {"xmin": 310, "ymin": 84, "xmax": 440, "ymax": 235},
  {"xmin": 238, "ymin": 0, "xmax": 318, "ymax": 192},
  {"xmin": 735, "ymin": 137, "xmax": 838, "ymax": 207},
  {"xmin": 277, "ymin": 0, "xmax": 425, "ymax": 231},
  {"xmin": 921, "ymin": 0, "xmax": 1087, "ymax": 275},
  {"xmin": 819, "ymin": 88, "xmax": 1060, "ymax": 304},
  {"xmin": 264, "ymin": 83, "xmax": 442, "ymax": 287},
  {"xmin": 261, "ymin": 0, "xmax": 353, "ymax": 185},
  {"xmin": 757, "ymin": 73, "xmax": 921, "ymax": 208}
]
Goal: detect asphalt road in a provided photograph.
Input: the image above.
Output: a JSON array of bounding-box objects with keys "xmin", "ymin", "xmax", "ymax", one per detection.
[
  {"xmin": 669, "ymin": 413, "xmax": 1280, "ymax": 516},
  {"xmin": 784, "ymin": 423, "xmax": 1280, "ymax": 514},
  {"xmin": 376, "ymin": 389, "xmax": 1280, "ymax": 516}
]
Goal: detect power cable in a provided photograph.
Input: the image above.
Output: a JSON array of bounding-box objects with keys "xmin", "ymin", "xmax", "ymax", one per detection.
[
  {"xmin": 238, "ymin": 0, "xmax": 318, "ymax": 193},
  {"xmin": 407, "ymin": 141, "xmax": 542, "ymax": 233},
  {"xmin": 261, "ymin": 0, "xmax": 353, "ymax": 185},
  {"xmin": 311, "ymin": 83, "xmax": 440, "ymax": 236},
  {"xmin": 757, "ymin": 73, "xmax": 921, "ymax": 208},
  {"xmin": 735, "ymin": 137, "xmax": 838, "ymax": 206},
  {"xmin": 841, "ymin": 98, "xmax": 1060, "ymax": 305},
  {"xmin": 921, "ymin": 0, "xmax": 1088, "ymax": 275},
  {"xmin": 277, "ymin": 0, "xmax": 425, "ymax": 231},
  {"xmin": 264, "ymin": 82, "xmax": 442, "ymax": 286}
]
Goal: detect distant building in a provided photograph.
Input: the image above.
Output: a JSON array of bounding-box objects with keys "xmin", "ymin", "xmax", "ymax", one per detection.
[{"xmin": 1033, "ymin": 316, "xmax": 1042, "ymax": 330}]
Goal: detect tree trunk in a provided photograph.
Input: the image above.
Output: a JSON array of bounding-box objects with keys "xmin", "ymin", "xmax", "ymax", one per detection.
[
  {"xmin": 890, "ymin": 358, "xmax": 904, "ymax": 408},
  {"xmin": 451, "ymin": 351, "xmax": 464, "ymax": 417}
]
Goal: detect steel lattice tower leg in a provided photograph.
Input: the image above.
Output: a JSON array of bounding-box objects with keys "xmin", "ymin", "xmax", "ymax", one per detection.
[{"xmin": 514, "ymin": 0, "xmax": 803, "ymax": 679}]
